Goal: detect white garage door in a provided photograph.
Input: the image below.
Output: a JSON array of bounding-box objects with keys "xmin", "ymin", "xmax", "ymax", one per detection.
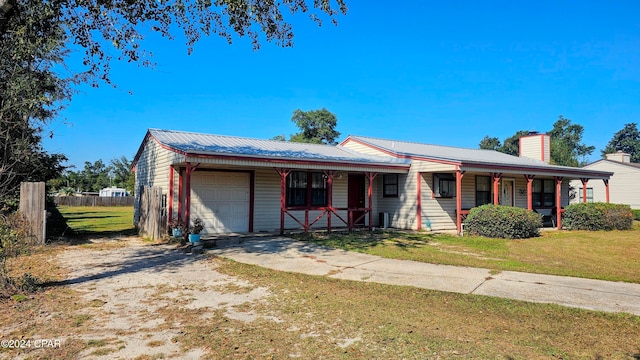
[{"xmin": 190, "ymin": 172, "xmax": 250, "ymax": 234}]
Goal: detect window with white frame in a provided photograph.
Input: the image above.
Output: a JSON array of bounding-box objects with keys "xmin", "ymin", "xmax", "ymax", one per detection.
[{"xmin": 578, "ymin": 187, "xmax": 594, "ymax": 203}]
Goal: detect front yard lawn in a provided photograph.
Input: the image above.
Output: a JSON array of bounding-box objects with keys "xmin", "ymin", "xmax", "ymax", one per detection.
[
  {"xmin": 57, "ymin": 206, "xmax": 135, "ymax": 238},
  {"xmin": 296, "ymin": 222, "xmax": 640, "ymax": 283}
]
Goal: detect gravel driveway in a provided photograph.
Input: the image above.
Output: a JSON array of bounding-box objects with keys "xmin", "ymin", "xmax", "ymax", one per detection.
[{"xmin": 53, "ymin": 238, "xmax": 271, "ymax": 359}]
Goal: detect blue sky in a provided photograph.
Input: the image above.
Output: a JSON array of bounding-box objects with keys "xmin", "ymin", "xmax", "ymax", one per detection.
[{"xmin": 42, "ymin": 1, "xmax": 640, "ymax": 169}]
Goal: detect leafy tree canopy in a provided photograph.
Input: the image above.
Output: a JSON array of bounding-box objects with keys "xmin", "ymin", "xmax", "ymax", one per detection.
[
  {"xmin": 478, "ymin": 115, "xmax": 594, "ymax": 167},
  {"xmin": 478, "ymin": 136, "xmax": 501, "ymax": 151},
  {"xmin": 1, "ymin": 0, "xmax": 348, "ymax": 86},
  {"xmin": 601, "ymin": 123, "xmax": 640, "ymax": 163},
  {"xmin": 478, "ymin": 130, "xmax": 530, "ymax": 156},
  {"xmin": 548, "ymin": 115, "xmax": 594, "ymax": 167},
  {"xmin": 0, "ymin": 0, "xmax": 69, "ymax": 210},
  {"xmin": 288, "ymin": 108, "xmax": 340, "ymax": 145},
  {"xmin": 0, "ymin": 0, "xmax": 346, "ymax": 209}
]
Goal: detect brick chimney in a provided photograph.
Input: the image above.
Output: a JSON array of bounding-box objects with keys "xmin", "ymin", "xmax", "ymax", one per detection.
[
  {"xmin": 605, "ymin": 151, "xmax": 631, "ymax": 163},
  {"xmin": 519, "ymin": 132, "xmax": 551, "ymax": 163}
]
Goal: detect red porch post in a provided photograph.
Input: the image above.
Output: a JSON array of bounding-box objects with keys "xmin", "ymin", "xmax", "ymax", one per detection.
[
  {"xmin": 555, "ymin": 176, "xmax": 563, "ymax": 230},
  {"xmin": 524, "ymin": 175, "xmax": 535, "ymax": 210},
  {"xmin": 184, "ymin": 162, "xmax": 192, "ymax": 227},
  {"xmin": 580, "ymin": 178, "xmax": 589, "ymax": 203},
  {"xmin": 324, "ymin": 170, "xmax": 337, "ymax": 233},
  {"xmin": 168, "ymin": 166, "xmax": 174, "ymax": 224},
  {"xmin": 417, "ymin": 172, "xmax": 422, "ymax": 230},
  {"xmin": 492, "ymin": 172, "xmax": 502, "ymax": 205},
  {"xmin": 275, "ymin": 168, "xmax": 291, "ymax": 235},
  {"xmin": 603, "ymin": 179, "xmax": 610, "ymax": 203},
  {"xmin": 178, "ymin": 168, "xmax": 183, "ymax": 224},
  {"xmin": 456, "ymin": 170, "xmax": 465, "ymax": 235},
  {"xmin": 366, "ymin": 172, "xmax": 378, "ymax": 230}
]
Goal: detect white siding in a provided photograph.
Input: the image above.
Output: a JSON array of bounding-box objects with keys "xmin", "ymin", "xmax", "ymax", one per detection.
[
  {"xmin": 376, "ymin": 172, "xmax": 415, "ymax": 229},
  {"xmin": 570, "ymin": 161, "xmax": 640, "ymax": 209},
  {"xmin": 520, "ymin": 134, "xmax": 551, "ymax": 163},
  {"xmin": 374, "ymin": 160, "xmax": 459, "ymax": 231},
  {"xmin": 412, "ymin": 162, "xmax": 457, "ymax": 172},
  {"xmin": 385, "ymin": 169, "xmax": 419, "ymax": 230},
  {"xmin": 420, "ymin": 172, "xmax": 456, "ymax": 231},
  {"xmin": 134, "ymin": 138, "xmax": 184, "ymax": 224},
  {"xmin": 341, "ymin": 140, "xmax": 394, "ymax": 157}
]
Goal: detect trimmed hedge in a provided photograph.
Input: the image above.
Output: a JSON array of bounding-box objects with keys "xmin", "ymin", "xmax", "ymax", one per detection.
[
  {"xmin": 563, "ymin": 203, "xmax": 633, "ymax": 231},
  {"xmin": 633, "ymin": 209, "xmax": 640, "ymax": 221},
  {"xmin": 465, "ymin": 205, "xmax": 543, "ymax": 239}
]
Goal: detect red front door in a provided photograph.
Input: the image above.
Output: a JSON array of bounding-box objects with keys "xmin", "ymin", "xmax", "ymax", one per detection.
[{"xmin": 348, "ymin": 174, "xmax": 365, "ymax": 226}]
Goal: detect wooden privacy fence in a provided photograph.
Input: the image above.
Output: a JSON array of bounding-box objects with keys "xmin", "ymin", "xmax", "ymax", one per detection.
[
  {"xmin": 53, "ymin": 196, "xmax": 134, "ymax": 207},
  {"xmin": 19, "ymin": 182, "xmax": 46, "ymax": 244},
  {"xmin": 137, "ymin": 186, "xmax": 165, "ymax": 240}
]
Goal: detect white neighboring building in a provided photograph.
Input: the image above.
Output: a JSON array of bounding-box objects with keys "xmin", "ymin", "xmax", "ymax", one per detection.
[
  {"xmin": 570, "ymin": 152, "xmax": 640, "ymax": 209},
  {"xmin": 99, "ymin": 186, "xmax": 130, "ymax": 197}
]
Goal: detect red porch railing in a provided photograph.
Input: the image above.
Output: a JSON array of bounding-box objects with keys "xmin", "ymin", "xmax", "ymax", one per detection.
[
  {"xmin": 281, "ymin": 206, "xmax": 373, "ymax": 234},
  {"xmin": 275, "ymin": 168, "xmax": 377, "ymax": 234}
]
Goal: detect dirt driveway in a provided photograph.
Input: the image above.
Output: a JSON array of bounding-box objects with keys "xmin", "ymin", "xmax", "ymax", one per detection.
[
  {"xmin": 3, "ymin": 236, "xmax": 640, "ymax": 359},
  {"xmin": 42, "ymin": 238, "xmax": 272, "ymax": 359}
]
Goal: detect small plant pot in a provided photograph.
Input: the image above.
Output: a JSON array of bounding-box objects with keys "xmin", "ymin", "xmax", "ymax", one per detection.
[
  {"xmin": 188, "ymin": 234, "xmax": 201, "ymax": 244},
  {"xmin": 172, "ymin": 228, "xmax": 183, "ymax": 238}
]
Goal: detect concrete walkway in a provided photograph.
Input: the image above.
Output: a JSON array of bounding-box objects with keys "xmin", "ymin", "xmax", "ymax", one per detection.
[{"xmin": 206, "ymin": 236, "xmax": 640, "ymax": 316}]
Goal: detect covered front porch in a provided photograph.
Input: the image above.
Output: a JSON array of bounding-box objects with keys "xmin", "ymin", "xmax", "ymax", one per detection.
[
  {"xmin": 167, "ymin": 162, "xmax": 409, "ymax": 235},
  {"xmin": 419, "ymin": 166, "xmax": 613, "ymax": 235},
  {"xmin": 274, "ymin": 169, "xmax": 382, "ymax": 234}
]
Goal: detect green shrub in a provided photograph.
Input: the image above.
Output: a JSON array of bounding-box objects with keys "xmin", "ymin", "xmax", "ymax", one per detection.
[
  {"xmin": 563, "ymin": 203, "xmax": 633, "ymax": 231},
  {"xmin": 632, "ymin": 209, "xmax": 640, "ymax": 221},
  {"xmin": 465, "ymin": 205, "xmax": 542, "ymax": 239}
]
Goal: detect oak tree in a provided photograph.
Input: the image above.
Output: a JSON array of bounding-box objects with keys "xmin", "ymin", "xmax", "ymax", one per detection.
[
  {"xmin": 601, "ymin": 123, "xmax": 640, "ymax": 162},
  {"xmin": 0, "ymin": 0, "xmax": 347, "ymax": 209},
  {"xmin": 478, "ymin": 116, "xmax": 594, "ymax": 167},
  {"xmin": 548, "ymin": 115, "xmax": 594, "ymax": 167},
  {"xmin": 289, "ymin": 108, "xmax": 340, "ymax": 145}
]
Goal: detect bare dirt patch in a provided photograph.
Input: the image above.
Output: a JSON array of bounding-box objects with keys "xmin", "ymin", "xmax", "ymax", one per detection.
[{"xmin": 2, "ymin": 238, "xmax": 272, "ymax": 359}]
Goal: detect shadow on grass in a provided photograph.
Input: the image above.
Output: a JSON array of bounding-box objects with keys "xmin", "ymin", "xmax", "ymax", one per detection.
[{"xmin": 49, "ymin": 205, "xmax": 138, "ymax": 245}]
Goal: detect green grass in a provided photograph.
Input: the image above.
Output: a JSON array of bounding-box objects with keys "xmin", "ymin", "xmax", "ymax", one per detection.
[
  {"xmin": 2, "ymin": 227, "xmax": 639, "ymax": 359},
  {"xmin": 57, "ymin": 206, "xmax": 135, "ymax": 238},
  {"xmin": 296, "ymin": 222, "xmax": 640, "ymax": 283},
  {"xmin": 211, "ymin": 259, "xmax": 640, "ymax": 359}
]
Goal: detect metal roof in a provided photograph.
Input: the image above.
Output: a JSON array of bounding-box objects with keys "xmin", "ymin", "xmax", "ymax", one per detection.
[
  {"xmin": 345, "ymin": 135, "xmax": 613, "ymax": 177},
  {"xmin": 148, "ymin": 129, "xmax": 411, "ymax": 167}
]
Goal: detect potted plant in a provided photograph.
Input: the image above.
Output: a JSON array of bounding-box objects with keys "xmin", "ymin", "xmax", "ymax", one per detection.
[
  {"xmin": 167, "ymin": 219, "xmax": 185, "ymax": 238},
  {"xmin": 188, "ymin": 218, "xmax": 205, "ymax": 244}
]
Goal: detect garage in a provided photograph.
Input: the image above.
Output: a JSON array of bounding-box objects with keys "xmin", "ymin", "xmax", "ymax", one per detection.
[{"xmin": 190, "ymin": 171, "xmax": 251, "ymax": 234}]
